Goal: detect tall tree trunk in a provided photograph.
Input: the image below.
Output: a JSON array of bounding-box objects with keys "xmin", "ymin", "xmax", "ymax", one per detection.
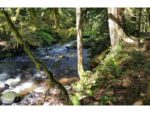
[
  {"xmin": 108, "ymin": 8, "xmax": 124, "ymax": 51},
  {"xmin": 2, "ymin": 10, "xmax": 70, "ymax": 105},
  {"xmin": 147, "ymin": 9, "xmax": 150, "ymax": 26},
  {"xmin": 76, "ymin": 8, "xmax": 85, "ymax": 79},
  {"xmin": 138, "ymin": 8, "xmax": 142, "ymax": 37},
  {"xmin": 108, "ymin": 8, "xmax": 137, "ymax": 51},
  {"xmin": 53, "ymin": 8, "xmax": 60, "ymax": 28},
  {"xmin": 145, "ymin": 13, "xmax": 148, "ymax": 32}
]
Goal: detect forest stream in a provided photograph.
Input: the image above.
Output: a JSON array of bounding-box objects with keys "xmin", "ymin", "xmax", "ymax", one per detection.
[{"xmin": 0, "ymin": 41, "xmax": 90, "ymax": 105}]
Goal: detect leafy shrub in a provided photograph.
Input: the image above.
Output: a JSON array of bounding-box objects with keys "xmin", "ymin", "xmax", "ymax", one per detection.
[
  {"xmin": 36, "ymin": 31, "xmax": 56, "ymax": 45},
  {"xmin": 95, "ymin": 43, "xmax": 130, "ymax": 78},
  {"xmin": 100, "ymin": 55, "xmax": 122, "ymax": 77},
  {"xmin": 71, "ymin": 94, "xmax": 80, "ymax": 105},
  {"xmin": 99, "ymin": 95, "xmax": 116, "ymax": 105}
]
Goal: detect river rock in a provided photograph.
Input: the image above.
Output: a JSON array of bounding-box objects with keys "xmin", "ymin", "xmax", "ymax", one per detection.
[
  {"xmin": 19, "ymin": 92, "xmax": 45, "ymax": 105},
  {"xmin": 64, "ymin": 85, "xmax": 72, "ymax": 91},
  {"xmin": 33, "ymin": 71, "xmax": 47, "ymax": 79},
  {"xmin": 0, "ymin": 91, "xmax": 21, "ymax": 105},
  {"xmin": 49, "ymin": 87, "xmax": 61, "ymax": 95},
  {"xmin": 32, "ymin": 77, "xmax": 43, "ymax": 84},
  {"xmin": 34, "ymin": 87, "xmax": 47, "ymax": 93},
  {"xmin": 12, "ymin": 80, "xmax": 34, "ymax": 94},
  {"xmin": 5, "ymin": 76, "xmax": 21, "ymax": 88},
  {"xmin": 0, "ymin": 84, "xmax": 9, "ymax": 94},
  {"xmin": 0, "ymin": 84, "xmax": 9, "ymax": 93}
]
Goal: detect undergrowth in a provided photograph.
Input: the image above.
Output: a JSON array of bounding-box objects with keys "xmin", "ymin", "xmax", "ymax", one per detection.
[{"xmin": 71, "ymin": 43, "xmax": 150, "ymax": 105}]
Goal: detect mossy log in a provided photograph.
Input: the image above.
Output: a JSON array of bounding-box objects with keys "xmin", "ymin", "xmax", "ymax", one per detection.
[{"xmin": 2, "ymin": 10, "xmax": 71, "ymax": 105}]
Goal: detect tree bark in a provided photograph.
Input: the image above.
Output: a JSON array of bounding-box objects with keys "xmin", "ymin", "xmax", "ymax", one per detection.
[
  {"xmin": 53, "ymin": 8, "xmax": 60, "ymax": 28},
  {"xmin": 108, "ymin": 8, "xmax": 137, "ymax": 51},
  {"xmin": 138, "ymin": 8, "xmax": 142, "ymax": 37},
  {"xmin": 108, "ymin": 8, "xmax": 124, "ymax": 51},
  {"xmin": 2, "ymin": 10, "xmax": 70, "ymax": 105},
  {"xmin": 76, "ymin": 8, "xmax": 85, "ymax": 79}
]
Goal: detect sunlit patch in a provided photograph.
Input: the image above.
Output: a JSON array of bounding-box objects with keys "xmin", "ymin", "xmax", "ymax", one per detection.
[
  {"xmin": 5, "ymin": 76, "xmax": 21, "ymax": 88},
  {"xmin": 123, "ymin": 36, "xmax": 135, "ymax": 44},
  {"xmin": 34, "ymin": 87, "xmax": 47, "ymax": 93},
  {"xmin": 59, "ymin": 77, "xmax": 79, "ymax": 85},
  {"xmin": 33, "ymin": 71, "xmax": 46, "ymax": 78},
  {"xmin": 9, "ymin": 81, "xmax": 35, "ymax": 94},
  {"xmin": 0, "ymin": 41, "xmax": 6, "ymax": 46}
]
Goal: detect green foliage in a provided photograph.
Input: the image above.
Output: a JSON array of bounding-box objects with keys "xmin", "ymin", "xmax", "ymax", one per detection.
[
  {"xmin": 123, "ymin": 8, "xmax": 150, "ymax": 36},
  {"xmin": 72, "ymin": 80, "xmax": 94, "ymax": 97},
  {"xmin": 71, "ymin": 72, "xmax": 99, "ymax": 105},
  {"xmin": 90, "ymin": 34, "xmax": 110, "ymax": 58},
  {"xmin": 82, "ymin": 8, "xmax": 108, "ymax": 37},
  {"xmin": 70, "ymin": 95, "xmax": 80, "ymax": 105},
  {"xmin": 55, "ymin": 28, "xmax": 76, "ymax": 43},
  {"xmin": 0, "ymin": 8, "xmax": 76, "ymax": 52},
  {"xmin": 99, "ymin": 95, "xmax": 116, "ymax": 105},
  {"xmin": 100, "ymin": 54, "xmax": 122, "ymax": 77},
  {"xmin": 95, "ymin": 43, "xmax": 129, "ymax": 78},
  {"xmin": 71, "ymin": 43, "xmax": 133, "ymax": 105},
  {"xmin": 36, "ymin": 31, "xmax": 56, "ymax": 45}
]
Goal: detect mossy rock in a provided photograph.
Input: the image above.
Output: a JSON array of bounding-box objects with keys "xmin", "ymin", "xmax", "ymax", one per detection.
[{"xmin": 0, "ymin": 91, "xmax": 21, "ymax": 105}]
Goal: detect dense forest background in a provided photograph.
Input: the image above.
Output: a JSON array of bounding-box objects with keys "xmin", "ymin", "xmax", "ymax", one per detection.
[{"xmin": 0, "ymin": 8, "xmax": 150, "ymax": 105}]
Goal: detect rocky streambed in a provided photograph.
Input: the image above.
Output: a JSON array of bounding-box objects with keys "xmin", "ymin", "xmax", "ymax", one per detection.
[{"xmin": 0, "ymin": 41, "xmax": 90, "ymax": 105}]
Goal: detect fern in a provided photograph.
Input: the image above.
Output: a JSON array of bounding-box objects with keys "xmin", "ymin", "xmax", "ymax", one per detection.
[{"xmin": 36, "ymin": 31, "xmax": 55, "ymax": 45}]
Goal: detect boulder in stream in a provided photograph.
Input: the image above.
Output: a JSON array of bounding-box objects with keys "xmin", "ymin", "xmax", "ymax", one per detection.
[
  {"xmin": 5, "ymin": 76, "xmax": 21, "ymax": 88},
  {"xmin": 0, "ymin": 91, "xmax": 21, "ymax": 105}
]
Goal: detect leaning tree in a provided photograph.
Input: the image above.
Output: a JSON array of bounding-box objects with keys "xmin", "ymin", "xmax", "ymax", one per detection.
[{"xmin": 1, "ymin": 9, "xmax": 71, "ymax": 105}]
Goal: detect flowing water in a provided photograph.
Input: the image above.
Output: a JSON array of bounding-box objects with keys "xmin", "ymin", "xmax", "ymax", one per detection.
[
  {"xmin": 0, "ymin": 41, "xmax": 90, "ymax": 80},
  {"xmin": 0, "ymin": 41, "xmax": 90, "ymax": 105}
]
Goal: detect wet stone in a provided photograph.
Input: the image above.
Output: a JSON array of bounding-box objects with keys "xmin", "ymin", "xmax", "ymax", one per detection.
[
  {"xmin": 0, "ymin": 84, "xmax": 9, "ymax": 93},
  {"xmin": 4, "ymin": 76, "xmax": 21, "ymax": 88},
  {"xmin": 19, "ymin": 92, "xmax": 45, "ymax": 105},
  {"xmin": 64, "ymin": 85, "xmax": 72, "ymax": 91},
  {"xmin": 0, "ymin": 91, "xmax": 21, "ymax": 105}
]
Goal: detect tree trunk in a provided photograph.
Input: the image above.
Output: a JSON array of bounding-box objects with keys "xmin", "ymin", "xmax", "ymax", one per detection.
[
  {"xmin": 145, "ymin": 13, "xmax": 148, "ymax": 32},
  {"xmin": 147, "ymin": 9, "xmax": 150, "ymax": 26},
  {"xmin": 2, "ymin": 10, "xmax": 70, "ymax": 105},
  {"xmin": 108, "ymin": 8, "xmax": 124, "ymax": 51},
  {"xmin": 53, "ymin": 8, "xmax": 60, "ymax": 28},
  {"xmin": 76, "ymin": 8, "xmax": 85, "ymax": 79},
  {"xmin": 108, "ymin": 8, "xmax": 137, "ymax": 51},
  {"xmin": 138, "ymin": 8, "xmax": 142, "ymax": 37}
]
